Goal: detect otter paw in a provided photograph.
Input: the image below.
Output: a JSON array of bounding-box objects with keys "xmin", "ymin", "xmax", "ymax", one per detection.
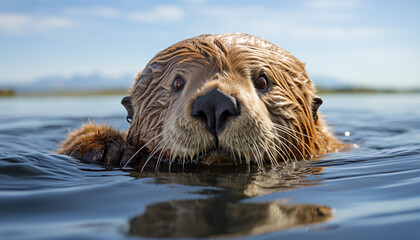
[{"xmin": 68, "ymin": 133, "xmax": 135, "ymax": 166}]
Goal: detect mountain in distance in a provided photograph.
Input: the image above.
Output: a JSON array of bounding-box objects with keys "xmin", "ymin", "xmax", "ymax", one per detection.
[
  {"xmin": 4, "ymin": 73, "xmax": 135, "ymax": 93},
  {"xmin": 310, "ymin": 75, "xmax": 353, "ymax": 90}
]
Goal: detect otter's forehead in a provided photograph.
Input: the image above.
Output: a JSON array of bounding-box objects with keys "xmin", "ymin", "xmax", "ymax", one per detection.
[
  {"xmin": 155, "ymin": 33, "xmax": 291, "ymax": 62},
  {"xmin": 137, "ymin": 33, "xmax": 303, "ymax": 82}
]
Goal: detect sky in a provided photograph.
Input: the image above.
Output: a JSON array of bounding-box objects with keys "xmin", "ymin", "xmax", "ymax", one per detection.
[{"xmin": 0, "ymin": 0, "xmax": 419, "ymax": 89}]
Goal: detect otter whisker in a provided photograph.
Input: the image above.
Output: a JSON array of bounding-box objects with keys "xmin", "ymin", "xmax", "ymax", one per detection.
[
  {"xmin": 154, "ymin": 136, "xmax": 174, "ymax": 172},
  {"xmin": 273, "ymin": 122, "xmax": 322, "ymax": 141},
  {"xmin": 167, "ymin": 134, "xmax": 183, "ymax": 172},
  {"xmin": 278, "ymin": 140, "xmax": 296, "ymax": 164},
  {"xmin": 234, "ymin": 137, "xmax": 246, "ymax": 165},
  {"xmin": 273, "ymin": 126, "xmax": 304, "ymax": 162},
  {"xmin": 273, "ymin": 137, "xmax": 295, "ymax": 163},
  {"xmin": 273, "ymin": 125, "xmax": 313, "ymax": 154},
  {"xmin": 256, "ymin": 140, "xmax": 270, "ymax": 166},
  {"xmin": 272, "ymin": 125, "xmax": 317, "ymax": 157},
  {"xmin": 262, "ymin": 138, "xmax": 280, "ymax": 167},
  {"xmin": 266, "ymin": 134, "xmax": 283, "ymax": 167},
  {"xmin": 271, "ymin": 131, "xmax": 307, "ymax": 160},
  {"xmin": 267, "ymin": 137, "xmax": 290, "ymax": 164},
  {"xmin": 155, "ymin": 143, "xmax": 168, "ymax": 172},
  {"xmin": 257, "ymin": 141, "xmax": 267, "ymax": 167},
  {"xmin": 163, "ymin": 137, "xmax": 175, "ymax": 172},
  {"xmin": 141, "ymin": 136, "xmax": 169, "ymax": 171},
  {"xmin": 123, "ymin": 131, "xmax": 164, "ymax": 168},
  {"xmin": 265, "ymin": 142, "xmax": 282, "ymax": 165},
  {"xmin": 130, "ymin": 123, "xmax": 176, "ymax": 171},
  {"xmin": 141, "ymin": 142, "xmax": 163, "ymax": 171},
  {"xmin": 273, "ymin": 122, "xmax": 328, "ymax": 147},
  {"xmin": 249, "ymin": 141, "xmax": 262, "ymax": 168},
  {"xmin": 229, "ymin": 146, "xmax": 238, "ymax": 166}
]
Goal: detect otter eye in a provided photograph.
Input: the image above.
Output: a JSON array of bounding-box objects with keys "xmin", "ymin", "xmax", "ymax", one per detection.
[
  {"xmin": 172, "ymin": 77, "xmax": 185, "ymax": 92},
  {"xmin": 255, "ymin": 76, "xmax": 268, "ymax": 92}
]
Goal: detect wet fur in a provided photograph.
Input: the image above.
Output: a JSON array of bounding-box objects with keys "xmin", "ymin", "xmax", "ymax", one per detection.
[{"xmin": 58, "ymin": 33, "xmax": 342, "ymax": 168}]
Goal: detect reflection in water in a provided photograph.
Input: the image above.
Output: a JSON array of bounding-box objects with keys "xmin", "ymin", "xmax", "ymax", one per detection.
[
  {"xmin": 125, "ymin": 161, "xmax": 332, "ymax": 238},
  {"xmin": 129, "ymin": 200, "xmax": 331, "ymax": 238}
]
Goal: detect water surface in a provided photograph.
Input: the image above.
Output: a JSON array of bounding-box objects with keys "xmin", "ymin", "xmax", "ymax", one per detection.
[{"xmin": 0, "ymin": 94, "xmax": 419, "ymax": 239}]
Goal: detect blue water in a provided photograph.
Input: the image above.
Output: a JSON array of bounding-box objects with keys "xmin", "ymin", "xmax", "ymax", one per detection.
[{"xmin": 0, "ymin": 94, "xmax": 419, "ymax": 240}]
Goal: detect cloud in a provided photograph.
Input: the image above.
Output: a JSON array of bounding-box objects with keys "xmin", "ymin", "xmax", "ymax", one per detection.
[
  {"xmin": 0, "ymin": 13, "xmax": 74, "ymax": 34},
  {"xmin": 0, "ymin": 4, "xmax": 184, "ymax": 35},
  {"xmin": 128, "ymin": 5, "xmax": 184, "ymax": 23},
  {"xmin": 66, "ymin": 5, "xmax": 184, "ymax": 24},
  {"xmin": 0, "ymin": 13, "xmax": 30, "ymax": 33}
]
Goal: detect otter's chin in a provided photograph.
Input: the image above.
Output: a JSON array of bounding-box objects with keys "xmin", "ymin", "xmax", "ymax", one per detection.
[{"xmin": 193, "ymin": 149, "xmax": 242, "ymax": 166}]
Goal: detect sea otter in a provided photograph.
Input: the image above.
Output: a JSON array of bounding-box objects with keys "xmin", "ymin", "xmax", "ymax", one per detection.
[{"xmin": 57, "ymin": 33, "xmax": 342, "ymax": 169}]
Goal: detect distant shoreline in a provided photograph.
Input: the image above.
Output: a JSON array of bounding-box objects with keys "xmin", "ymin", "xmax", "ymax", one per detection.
[
  {"xmin": 316, "ymin": 87, "xmax": 420, "ymax": 94},
  {"xmin": 1, "ymin": 87, "xmax": 419, "ymax": 98},
  {"xmin": 0, "ymin": 89, "xmax": 130, "ymax": 97}
]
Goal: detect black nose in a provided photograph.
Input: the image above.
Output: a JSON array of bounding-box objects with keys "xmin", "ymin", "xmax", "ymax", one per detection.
[{"xmin": 192, "ymin": 88, "xmax": 240, "ymax": 135}]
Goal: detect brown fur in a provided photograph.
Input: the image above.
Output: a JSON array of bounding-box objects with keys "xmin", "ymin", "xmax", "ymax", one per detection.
[
  {"xmin": 58, "ymin": 33, "xmax": 342, "ymax": 168},
  {"xmin": 57, "ymin": 122, "xmax": 135, "ymax": 165}
]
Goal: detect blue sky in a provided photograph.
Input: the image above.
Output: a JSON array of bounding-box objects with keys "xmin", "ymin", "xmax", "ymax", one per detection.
[{"xmin": 0, "ymin": 0, "xmax": 419, "ymax": 89}]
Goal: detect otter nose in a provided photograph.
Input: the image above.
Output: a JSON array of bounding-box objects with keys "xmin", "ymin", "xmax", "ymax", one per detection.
[{"xmin": 192, "ymin": 88, "xmax": 240, "ymax": 135}]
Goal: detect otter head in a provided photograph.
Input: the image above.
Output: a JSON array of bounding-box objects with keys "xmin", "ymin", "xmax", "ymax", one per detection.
[{"xmin": 123, "ymin": 33, "xmax": 340, "ymax": 168}]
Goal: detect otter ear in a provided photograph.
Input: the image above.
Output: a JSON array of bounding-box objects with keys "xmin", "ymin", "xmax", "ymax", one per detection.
[
  {"xmin": 121, "ymin": 96, "xmax": 133, "ymax": 124},
  {"xmin": 312, "ymin": 95, "xmax": 323, "ymax": 122}
]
